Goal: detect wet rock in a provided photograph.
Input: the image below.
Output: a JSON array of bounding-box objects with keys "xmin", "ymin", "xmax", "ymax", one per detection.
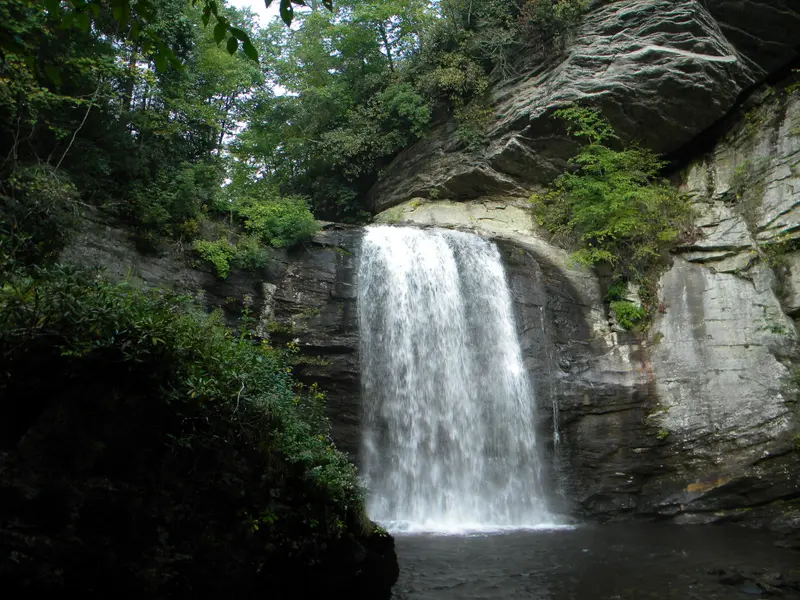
[{"xmin": 265, "ymin": 226, "xmax": 364, "ymax": 459}]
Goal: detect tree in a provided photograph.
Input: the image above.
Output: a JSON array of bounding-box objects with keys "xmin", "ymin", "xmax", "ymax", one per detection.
[{"xmin": 1, "ymin": 0, "xmax": 332, "ymax": 72}]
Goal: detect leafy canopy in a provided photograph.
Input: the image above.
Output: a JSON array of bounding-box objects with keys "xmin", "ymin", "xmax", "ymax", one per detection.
[{"xmin": 4, "ymin": 0, "xmax": 331, "ymax": 73}]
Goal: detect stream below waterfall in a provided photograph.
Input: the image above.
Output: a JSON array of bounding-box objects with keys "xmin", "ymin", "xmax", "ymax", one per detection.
[{"xmin": 391, "ymin": 524, "xmax": 800, "ymax": 599}]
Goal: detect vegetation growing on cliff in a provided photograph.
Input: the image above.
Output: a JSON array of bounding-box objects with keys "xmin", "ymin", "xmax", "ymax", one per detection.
[
  {"xmin": 0, "ymin": 263, "xmax": 392, "ymax": 596},
  {"xmin": 531, "ymin": 106, "xmax": 694, "ymax": 329}
]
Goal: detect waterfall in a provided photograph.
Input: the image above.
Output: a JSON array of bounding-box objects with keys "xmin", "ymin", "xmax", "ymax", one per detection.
[{"xmin": 358, "ymin": 225, "xmax": 549, "ymax": 533}]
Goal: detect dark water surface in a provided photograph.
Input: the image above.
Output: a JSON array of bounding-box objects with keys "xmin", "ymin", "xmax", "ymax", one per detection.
[{"xmin": 392, "ymin": 524, "xmax": 800, "ymax": 599}]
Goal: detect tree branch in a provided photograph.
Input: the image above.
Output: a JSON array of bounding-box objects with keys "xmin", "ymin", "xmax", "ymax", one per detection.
[{"xmin": 54, "ymin": 84, "xmax": 101, "ymax": 172}]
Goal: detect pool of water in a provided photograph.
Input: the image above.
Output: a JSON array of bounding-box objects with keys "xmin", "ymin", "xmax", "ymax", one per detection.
[{"xmin": 391, "ymin": 523, "xmax": 800, "ymax": 599}]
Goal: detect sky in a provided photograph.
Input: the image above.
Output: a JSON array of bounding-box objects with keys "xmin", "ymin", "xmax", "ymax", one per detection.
[{"xmin": 227, "ymin": 0, "xmax": 281, "ymax": 26}]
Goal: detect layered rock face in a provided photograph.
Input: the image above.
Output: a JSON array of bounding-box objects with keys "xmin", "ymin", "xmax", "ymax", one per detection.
[
  {"xmin": 368, "ymin": 0, "xmax": 800, "ymax": 212},
  {"xmin": 62, "ymin": 211, "xmax": 365, "ymax": 458}
]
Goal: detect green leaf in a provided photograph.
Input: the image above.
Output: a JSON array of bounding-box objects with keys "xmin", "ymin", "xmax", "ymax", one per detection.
[
  {"xmin": 213, "ymin": 21, "xmax": 226, "ymax": 44},
  {"xmin": 129, "ymin": 20, "xmax": 140, "ymax": 41},
  {"xmin": 118, "ymin": 3, "xmax": 131, "ymax": 31},
  {"xmin": 154, "ymin": 52, "xmax": 166, "ymax": 72},
  {"xmin": 321, "ymin": 0, "xmax": 333, "ymax": 9},
  {"xmin": 88, "ymin": 3, "xmax": 100, "ymax": 18},
  {"xmin": 209, "ymin": 0, "xmax": 218, "ymax": 16},
  {"xmin": 229, "ymin": 26, "xmax": 248, "ymax": 41},
  {"xmin": 226, "ymin": 36, "xmax": 238, "ymax": 55},
  {"xmin": 202, "ymin": 6, "xmax": 211, "ymax": 26},
  {"xmin": 152, "ymin": 36, "xmax": 182, "ymax": 70},
  {"xmin": 133, "ymin": 1, "xmax": 154, "ymax": 21},
  {"xmin": 43, "ymin": 0, "xmax": 60, "ymax": 12},
  {"xmin": 166, "ymin": 49, "xmax": 182, "ymax": 70},
  {"xmin": 43, "ymin": 64, "xmax": 62, "ymax": 86},
  {"xmin": 242, "ymin": 39, "xmax": 258, "ymax": 62},
  {"xmin": 280, "ymin": 0, "xmax": 294, "ymax": 25}
]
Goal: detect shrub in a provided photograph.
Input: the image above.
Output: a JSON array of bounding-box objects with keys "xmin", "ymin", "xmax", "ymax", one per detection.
[
  {"xmin": 239, "ymin": 196, "xmax": 319, "ymax": 248},
  {"xmin": 193, "ymin": 237, "xmax": 237, "ymax": 279},
  {"xmin": 0, "ymin": 266, "xmax": 370, "ymax": 595},
  {"xmin": 610, "ymin": 300, "xmax": 646, "ymax": 330},
  {"xmin": 454, "ymin": 102, "xmax": 493, "ymax": 149},
  {"xmin": 531, "ymin": 106, "xmax": 693, "ymax": 281},
  {"xmin": 416, "ymin": 51, "xmax": 489, "ymax": 105},
  {"xmin": 0, "ymin": 164, "xmax": 79, "ymax": 265},
  {"xmin": 518, "ymin": 0, "xmax": 588, "ymax": 50},
  {"xmin": 232, "ymin": 234, "xmax": 271, "ymax": 272},
  {"xmin": 127, "ymin": 162, "xmax": 221, "ymax": 237},
  {"xmin": 376, "ymin": 82, "xmax": 431, "ymax": 139},
  {"xmin": 193, "ymin": 234, "xmax": 272, "ymax": 279},
  {"xmin": 604, "ymin": 280, "xmax": 627, "ymax": 302}
]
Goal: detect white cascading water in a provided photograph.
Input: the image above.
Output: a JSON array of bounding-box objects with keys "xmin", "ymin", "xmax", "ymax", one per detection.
[{"xmin": 358, "ymin": 225, "xmax": 549, "ymax": 533}]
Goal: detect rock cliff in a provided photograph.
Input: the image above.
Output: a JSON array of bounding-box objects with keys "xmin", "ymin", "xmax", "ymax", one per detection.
[
  {"xmin": 366, "ymin": 74, "xmax": 800, "ymax": 538},
  {"xmin": 367, "ymin": 0, "xmax": 800, "ymax": 212}
]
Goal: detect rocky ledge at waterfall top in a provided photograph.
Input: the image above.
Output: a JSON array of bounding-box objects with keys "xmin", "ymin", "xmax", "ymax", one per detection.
[{"xmin": 368, "ymin": 0, "xmax": 800, "ymax": 211}]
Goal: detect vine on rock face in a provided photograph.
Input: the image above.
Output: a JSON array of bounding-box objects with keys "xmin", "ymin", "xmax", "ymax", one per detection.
[{"xmin": 530, "ymin": 105, "xmax": 694, "ymax": 330}]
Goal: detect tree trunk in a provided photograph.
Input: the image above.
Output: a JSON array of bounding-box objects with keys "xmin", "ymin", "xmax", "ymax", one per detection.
[
  {"xmin": 122, "ymin": 50, "xmax": 137, "ymax": 113},
  {"xmin": 378, "ymin": 23, "xmax": 394, "ymax": 73}
]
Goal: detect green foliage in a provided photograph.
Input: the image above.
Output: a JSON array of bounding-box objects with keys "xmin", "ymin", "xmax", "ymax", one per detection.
[
  {"xmin": 1, "ymin": 0, "xmax": 267, "ymax": 245},
  {"xmin": 6, "ymin": 0, "xmax": 309, "ymax": 70},
  {"xmin": 416, "ymin": 51, "xmax": 489, "ymax": 103},
  {"xmin": 531, "ymin": 106, "xmax": 694, "ymax": 280},
  {"xmin": 0, "ymin": 264, "xmax": 374, "ymax": 594},
  {"xmin": 193, "ymin": 238, "xmax": 237, "ymax": 278},
  {"xmin": 192, "ymin": 233, "xmax": 272, "ymax": 279},
  {"xmin": 239, "ymin": 196, "xmax": 319, "ymax": 248},
  {"xmin": 604, "ymin": 280, "xmax": 627, "ymax": 303},
  {"xmin": 232, "ymin": 233, "xmax": 271, "ymax": 271},
  {"xmin": 377, "ymin": 82, "xmax": 431, "ymax": 138},
  {"xmin": 656, "ymin": 429, "xmax": 670, "ymax": 441},
  {"xmin": 0, "ymin": 264, "xmax": 363, "ymax": 521},
  {"xmin": 0, "ymin": 165, "xmax": 79, "ymax": 265},
  {"xmin": 610, "ymin": 300, "xmax": 646, "ymax": 331},
  {"xmin": 518, "ymin": 0, "xmax": 588, "ymax": 49},
  {"xmin": 454, "ymin": 100, "xmax": 493, "ymax": 149}
]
